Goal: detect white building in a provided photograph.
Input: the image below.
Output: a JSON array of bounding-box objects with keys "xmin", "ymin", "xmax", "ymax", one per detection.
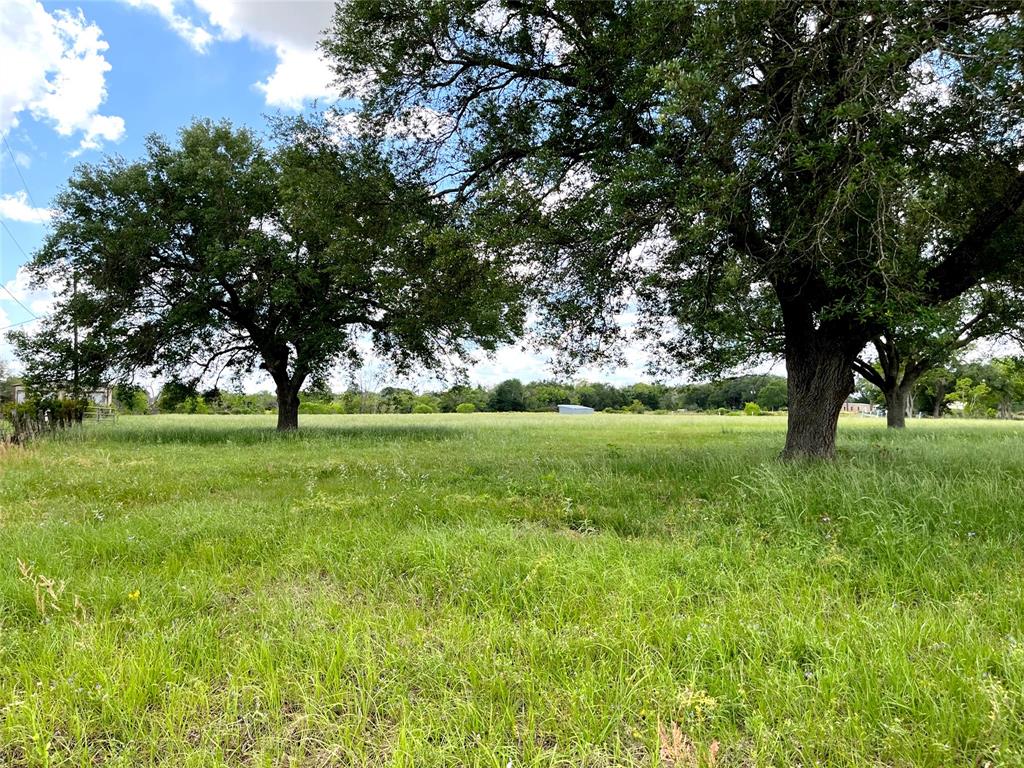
[
  {"xmin": 557, "ymin": 404, "xmax": 594, "ymax": 414},
  {"xmin": 12, "ymin": 384, "xmax": 113, "ymax": 407}
]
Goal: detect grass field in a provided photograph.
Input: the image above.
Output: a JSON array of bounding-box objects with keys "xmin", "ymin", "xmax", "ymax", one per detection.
[{"xmin": 1, "ymin": 413, "xmax": 1023, "ymax": 767}]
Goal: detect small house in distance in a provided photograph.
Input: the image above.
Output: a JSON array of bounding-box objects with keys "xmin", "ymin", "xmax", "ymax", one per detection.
[
  {"xmin": 841, "ymin": 400, "xmax": 876, "ymax": 416},
  {"xmin": 13, "ymin": 383, "xmax": 114, "ymax": 407},
  {"xmin": 557, "ymin": 404, "xmax": 594, "ymax": 415}
]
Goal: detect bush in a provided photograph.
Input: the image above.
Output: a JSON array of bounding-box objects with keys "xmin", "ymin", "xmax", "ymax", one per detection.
[
  {"xmin": 412, "ymin": 403, "xmax": 437, "ymax": 414},
  {"xmin": 455, "ymin": 402, "xmax": 476, "ymax": 413},
  {"xmin": 744, "ymin": 402, "xmax": 762, "ymax": 416},
  {"xmin": 624, "ymin": 399, "xmax": 646, "ymax": 414},
  {"xmin": 299, "ymin": 401, "xmax": 342, "ymax": 414}
]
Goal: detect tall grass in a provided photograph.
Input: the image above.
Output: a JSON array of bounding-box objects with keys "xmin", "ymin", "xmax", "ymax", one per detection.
[{"xmin": 0, "ymin": 414, "xmax": 1021, "ymax": 766}]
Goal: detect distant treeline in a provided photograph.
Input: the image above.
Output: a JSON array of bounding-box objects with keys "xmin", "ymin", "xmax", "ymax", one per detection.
[{"xmin": 118, "ymin": 374, "xmax": 791, "ymax": 415}]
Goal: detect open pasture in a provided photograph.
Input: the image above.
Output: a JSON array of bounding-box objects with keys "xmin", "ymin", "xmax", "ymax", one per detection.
[{"xmin": 1, "ymin": 414, "xmax": 1023, "ymax": 766}]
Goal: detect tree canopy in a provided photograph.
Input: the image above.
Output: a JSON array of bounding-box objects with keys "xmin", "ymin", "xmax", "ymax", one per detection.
[
  {"xmin": 323, "ymin": 0, "xmax": 1024, "ymax": 457},
  {"xmin": 12, "ymin": 117, "xmax": 523, "ymax": 429}
]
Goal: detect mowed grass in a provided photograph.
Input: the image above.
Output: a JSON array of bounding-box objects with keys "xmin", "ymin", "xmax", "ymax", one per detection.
[{"xmin": 1, "ymin": 414, "xmax": 1023, "ymax": 767}]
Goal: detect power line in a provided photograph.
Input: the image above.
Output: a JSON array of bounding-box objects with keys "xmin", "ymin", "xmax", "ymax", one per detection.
[
  {"xmin": 0, "ymin": 218, "xmax": 31, "ymax": 260},
  {"xmin": 0, "ymin": 220, "xmax": 39, "ymax": 320},
  {"xmin": 0, "ymin": 317, "xmax": 36, "ymax": 332},
  {"xmin": 2, "ymin": 134, "xmax": 38, "ymax": 209}
]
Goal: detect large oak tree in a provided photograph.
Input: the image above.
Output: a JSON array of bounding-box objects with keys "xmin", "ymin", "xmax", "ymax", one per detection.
[
  {"xmin": 12, "ymin": 118, "xmax": 522, "ymax": 430},
  {"xmin": 323, "ymin": 0, "xmax": 1024, "ymax": 457}
]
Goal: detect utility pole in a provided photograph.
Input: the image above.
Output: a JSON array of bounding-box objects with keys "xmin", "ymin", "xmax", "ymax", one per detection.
[{"xmin": 72, "ymin": 270, "xmax": 79, "ymax": 398}]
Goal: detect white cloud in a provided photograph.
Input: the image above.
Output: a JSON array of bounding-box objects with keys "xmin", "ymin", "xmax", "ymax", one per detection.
[
  {"xmin": 199, "ymin": 0, "xmax": 337, "ymax": 109},
  {"xmin": 0, "ymin": 191, "xmax": 53, "ymax": 224},
  {"xmin": 254, "ymin": 44, "xmax": 335, "ymax": 109},
  {"xmin": 0, "ymin": 0, "xmax": 124, "ymax": 153},
  {"xmin": 129, "ymin": 0, "xmax": 338, "ymax": 109},
  {"xmin": 120, "ymin": 0, "xmax": 213, "ymax": 52}
]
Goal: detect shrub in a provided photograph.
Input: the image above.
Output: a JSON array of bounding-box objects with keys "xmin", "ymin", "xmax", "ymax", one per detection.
[
  {"xmin": 744, "ymin": 402, "xmax": 762, "ymax": 416},
  {"xmin": 412, "ymin": 403, "xmax": 437, "ymax": 414},
  {"xmin": 455, "ymin": 402, "xmax": 476, "ymax": 413},
  {"xmin": 299, "ymin": 401, "xmax": 342, "ymax": 414},
  {"xmin": 624, "ymin": 399, "xmax": 646, "ymax": 414}
]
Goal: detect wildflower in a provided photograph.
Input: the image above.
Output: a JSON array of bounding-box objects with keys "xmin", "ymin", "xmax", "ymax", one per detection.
[{"xmin": 128, "ymin": 590, "xmax": 140, "ymax": 601}]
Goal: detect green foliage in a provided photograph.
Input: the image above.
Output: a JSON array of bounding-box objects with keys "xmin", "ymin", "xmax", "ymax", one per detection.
[
  {"xmin": 438, "ymin": 384, "xmax": 488, "ymax": 413},
  {"xmin": 524, "ymin": 380, "xmax": 577, "ymax": 412},
  {"xmin": 377, "ymin": 387, "xmax": 417, "ymax": 414},
  {"xmin": 412, "ymin": 403, "xmax": 437, "ymax": 414},
  {"xmin": 12, "ymin": 116, "xmax": 523, "ymax": 430},
  {"xmin": 488, "ymin": 379, "xmax": 526, "ymax": 412},
  {"xmin": 113, "ymin": 384, "xmax": 149, "ymax": 414},
  {"xmin": 946, "ymin": 378, "xmax": 993, "ymax": 418},
  {"xmin": 301, "ymin": 402, "xmax": 340, "ymax": 415},
  {"xmin": 755, "ymin": 380, "xmax": 787, "ymax": 411},
  {"xmin": 455, "ymin": 402, "xmax": 476, "ymax": 413},
  {"xmin": 326, "ymin": 0, "xmax": 1024, "ymax": 456},
  {"xmin": 744, "ymin": 402, "xmax": 762, "ymax": 416},
  {"xmin": 156, "ymin": 380, "xmax": 197, "ymax": 413}
]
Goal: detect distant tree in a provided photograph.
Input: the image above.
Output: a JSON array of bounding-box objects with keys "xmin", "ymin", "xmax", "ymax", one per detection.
[
  {"xmin": 488, "ymin": 379, "xmax": 526, "ymax": 412},
  {"xmin": 326, "ymin": 1, "xmax": 1024, "ymax": 458},
  {"xmin": 676, "ymin": 383, "xmax": 714, "ymax": 411},
  {"xmin": 12, "ymin": 117, "xmax": 522, "ymax": 431},
  {"xmin": 954, "ymin": 358, "xmax": 1024, "ymax": 419},
  {"xmin": 113, "ymin": 383, "xmax": 149, "ymax": 414},
  {"xmin": 707, "ymin": 376, "xmax": 771, "ymax": 411},
  {"xmin": 438, "ymin": 384, "xmax": 488, "ymax": 412},
  {"xmin": 156, "ymin": 380, "xmax": 197, "ymax": 413},
  {"xmin": 0, "ymin": 359, "xmax": 13, "ymax": 403},
  {"xmin": 621, "ymin": 383, "xmax": 665, "ymax": 411},
  {"xmin": 946, "ymin": 378, "xmax": 992, "ymax": 418},
  {"xmin": 576, "ymin": 382, "xmax": 626, "ymax": 412},
  {"xmin": 414, "ymin": 393, "xmax": 441, "ymax": 412},
  {"xmin": 853, "ymin": 290, "xmax": 1024, "ymax": 428},
  {"xmin": 378, "ymin": 387, "xmax": 418, "ymax": 413},
  {"xmin": 755, "ymin": 379, "xmax": 788, "ymax": 412},
  {"xmin": 524, "ymin": 380, "xmax": 576, "ymax": 411}
]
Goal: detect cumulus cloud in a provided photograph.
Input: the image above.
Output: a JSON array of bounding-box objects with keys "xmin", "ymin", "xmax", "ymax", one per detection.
[
  {"xmin": 0, "ymin": 0, "xmax": 125, "ymax": 152},
  {"xmin": 0, "ymin": 191, "xmax": 53, "ymax": 224},
  {"xmin": 254, "ymin": 44, "xmax": 335, "ymax": 109},
  {"xmin": 196, "ymin": 0, "xmax": 337, "ymax": 109},
  {"xmin": 120, "ymin": 0, "xmax": 213, "ymax": 52},
  {"xmin": 124, "ymin": 0, "xmax": 338, "ymax": 109}
]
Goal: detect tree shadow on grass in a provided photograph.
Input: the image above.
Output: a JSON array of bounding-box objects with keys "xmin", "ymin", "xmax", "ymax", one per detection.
[{"xmin": 84, "ymin": 422, "xmax": 468, "ymax": 447}]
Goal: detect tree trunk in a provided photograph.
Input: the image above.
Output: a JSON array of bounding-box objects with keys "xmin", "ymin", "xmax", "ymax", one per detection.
[
  {"xmin": 932, "ymin": 379, "xmax": 946, "ymax": 418},
  {"xmin": 276, "ymin": 384, "xmax": 300, "ymax": 431},
  {"xmin": 782, "ymin": 342, "xmax": 855, "ymax": 460},
  {"xmin": 883, "ymin": 380, "xmax": 915, "ymax": 429}
]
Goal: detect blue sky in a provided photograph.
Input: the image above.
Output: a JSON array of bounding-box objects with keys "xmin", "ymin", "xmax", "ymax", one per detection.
[{"xmin": 0, "ymin": 0, "xmax": 662, "ymax": 389}]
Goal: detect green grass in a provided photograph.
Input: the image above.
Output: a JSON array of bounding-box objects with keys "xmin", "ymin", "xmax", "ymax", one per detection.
[{"xmin": 1, "ymin": 413, "xmax": 1023, "ymax": 767}]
